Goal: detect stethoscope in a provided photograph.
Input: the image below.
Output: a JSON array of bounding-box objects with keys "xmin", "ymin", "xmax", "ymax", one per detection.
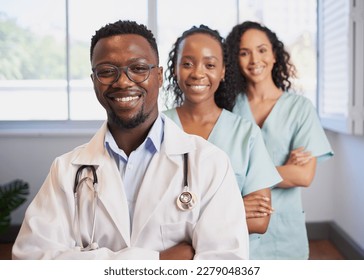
[
  {"xmin": 73, "ymin": 153, "xmax": 197, "ymax": 251},
  {"xmin": 73, "ymin": 165, "xmax": 99, "ymax": 251},
  {"xmin": 176, "ymin": 153, "xmax": 197, "ymax": 211}
]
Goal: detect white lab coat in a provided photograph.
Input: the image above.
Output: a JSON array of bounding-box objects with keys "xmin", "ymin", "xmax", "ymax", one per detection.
[{"xmin": 12, "ymin": 115, "xmax": 249, "ymax": 260}]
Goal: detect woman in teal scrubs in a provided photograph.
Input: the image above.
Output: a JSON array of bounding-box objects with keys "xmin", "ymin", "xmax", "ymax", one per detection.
[
  {"xmin": 163, "ymin": 25, "xmax": 282, "ymax": 237},
  {"xmin": 226, "ymin": 21, "xmax": 334, "ymax": 259}
]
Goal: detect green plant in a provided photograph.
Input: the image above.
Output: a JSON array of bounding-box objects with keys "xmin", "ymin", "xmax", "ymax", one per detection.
[{"xmin": 0, "ymin": 179, "xmax": 29, "ymax": 234}]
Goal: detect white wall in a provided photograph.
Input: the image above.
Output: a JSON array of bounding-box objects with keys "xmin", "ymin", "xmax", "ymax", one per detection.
[
  {"xmin": 1, "ymin": 128, "xmax": 363, "ymax": 251},
  {"xmin": 302, "ymin": 130, "xmax": 364, "ymax": 250},
  {"xmin": 330, "ymin": 132, "xmax": 364, "ymax": 248},
  {"xmin": 302, "ymin": 130, "xmax": 336, "ymax": 222},
  {"xmin": 0, "ymin": 133, "xmax": 93, "ymax": 225}
]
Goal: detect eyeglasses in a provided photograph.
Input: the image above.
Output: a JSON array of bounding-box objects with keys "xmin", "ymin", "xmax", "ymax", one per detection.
[{"xmin": 92, "ymin": 62, "xmax": 158, "ymax": 85}]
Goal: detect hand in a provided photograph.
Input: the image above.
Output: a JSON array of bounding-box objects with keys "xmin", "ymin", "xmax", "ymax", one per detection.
[
  {"xmin": 285, "ymin": 147, "xmax": 312, "ymax": 166},
  {"xmin": 159, "ymin": 241, "xmax": 195, "ymax": 260},
  {"xmin": 243, "ymin": 194, "xmax": 274, "ymax": 219}
]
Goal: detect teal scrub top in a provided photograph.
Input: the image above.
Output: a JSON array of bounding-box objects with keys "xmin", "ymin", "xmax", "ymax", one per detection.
[
  {"xmin": 233, "ymin": 92, "xmax": 334, "ymax": 259},
  {"xmin": 163, "ymin": 109, "xmax": 282, "ymax": 196}
]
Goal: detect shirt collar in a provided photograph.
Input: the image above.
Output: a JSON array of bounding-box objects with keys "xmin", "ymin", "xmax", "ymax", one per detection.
[
  {"xmin": 146, "ymin": 113, "xmax": 163, "ymax": 152},
  {"xmin": 104, "ymin": 114, "xmax": 164, "ymax": 157}
]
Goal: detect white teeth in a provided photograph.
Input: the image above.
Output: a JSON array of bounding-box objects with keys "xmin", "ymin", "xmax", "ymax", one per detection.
[
  {"xmin": 115, "ymin": 96, "xmax": 139, "ymax": 102},
  {"xmin": 189, "ymin": 85, "xmax": 208, "ymax": 91},
  {"xmin": 250, "ymin": 66, "xmax": 264, "ymax": 75}
]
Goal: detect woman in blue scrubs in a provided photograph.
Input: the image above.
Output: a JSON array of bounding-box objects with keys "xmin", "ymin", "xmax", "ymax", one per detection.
[
  {"xmin": 163, "ymin": 25, "xmax": 282, "ymax": 238},
  {"xmin": 225, "ymin": 21, "xmax": 334, "ymax": 259}
]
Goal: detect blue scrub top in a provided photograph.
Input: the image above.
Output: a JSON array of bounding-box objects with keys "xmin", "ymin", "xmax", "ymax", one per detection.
[
  {"xmin": 233, "ymin": 92, "xmax": 334, "ymax": 259},
  {"xmin": 163, "ymin": 109, "xmax": 281, "ymax": 196}
]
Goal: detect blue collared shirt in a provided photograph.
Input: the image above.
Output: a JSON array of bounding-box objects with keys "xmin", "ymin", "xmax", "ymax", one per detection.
[{"xmin": 104, "ymin": 115, "xmax": 164, "ymax": 230}]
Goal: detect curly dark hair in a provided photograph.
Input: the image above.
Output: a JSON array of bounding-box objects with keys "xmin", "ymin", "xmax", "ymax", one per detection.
[
  {"xmin": 225, "ymin": 21, "xmax": 296, "ymax": 102},
  {"xmin": 90, "ymin": 20, "xmax": 159, "ymax": 64},
  {"xmin": 164, "ymin": 25, "xmax": 235, "ymax": 111}
]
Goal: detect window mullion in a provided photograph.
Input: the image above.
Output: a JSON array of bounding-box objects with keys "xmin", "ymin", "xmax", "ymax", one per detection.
[
  {"xmin": 148, "ymin": 0, "xmax": 158, "ymax": 39},
  {"xmin": 65, "ymin": 0, "xmax": 71, "ymax": 120}
]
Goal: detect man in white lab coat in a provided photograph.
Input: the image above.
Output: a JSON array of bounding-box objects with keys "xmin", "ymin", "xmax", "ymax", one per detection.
[{"xmin": 12, "ymin": 20, "xmax": 249, "ymax": 260}]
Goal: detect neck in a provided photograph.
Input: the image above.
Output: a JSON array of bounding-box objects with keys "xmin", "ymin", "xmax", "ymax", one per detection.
[
  {"xmin": 176, "ymin": 101, "xmax": 222, "ymax": 140},
  {"xmin": 179, "ymin": 99, "xmax": 221, "ymax": 121},
  {"xmin": 246, "ymin": 79, "xmax": 281, "ymax": 100},
  {"xmin": 108, "ymin": 115, "xmax": 157, "ymax": 156}
]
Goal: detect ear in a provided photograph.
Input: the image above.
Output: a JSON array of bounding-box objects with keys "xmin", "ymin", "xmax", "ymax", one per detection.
[
  {"xmin": 158, "ymin": 66, "xmax": 164, "ymax": 88},
  {"xmin": 221, "ymin": 65, "xmax": 226, "ymax": 81}
]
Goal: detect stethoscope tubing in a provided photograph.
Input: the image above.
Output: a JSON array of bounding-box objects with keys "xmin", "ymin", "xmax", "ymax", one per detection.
[
  {"xmin": 73, "ymin": 166, "xmax": 99, "ymax": 251},
  {"xmin": 72, "ymin": 153, "xmax": 197, "ymax": 250}
]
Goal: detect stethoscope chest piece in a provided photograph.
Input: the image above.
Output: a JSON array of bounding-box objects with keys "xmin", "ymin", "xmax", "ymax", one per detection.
[
  {"xmin": 176, "ymin": 153, "xmax": 196, "ymax": 211},
  {"xmin": 176, "ymin": 189, "xmax": 197, "ymax": 211}
]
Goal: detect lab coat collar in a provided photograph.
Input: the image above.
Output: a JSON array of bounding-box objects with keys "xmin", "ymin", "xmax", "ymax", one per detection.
[
  {"xmin": 161, "ymin": 113, "xmax": 195, "ymax": 155},
  {"xmin": 71, "ymin": 121, "xmax": 110, "ymax": 167},
  {"xmin": 72, "ymin": 113, "xmax": 194, "ymax": 166}
]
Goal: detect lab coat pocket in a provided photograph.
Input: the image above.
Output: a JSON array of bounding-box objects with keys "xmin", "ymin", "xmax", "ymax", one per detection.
[{"xmin": 161, "ymin": 221, "xmax": 194, "ymax": 250}]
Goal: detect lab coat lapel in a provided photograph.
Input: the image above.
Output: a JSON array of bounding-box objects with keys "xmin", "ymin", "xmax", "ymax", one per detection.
[
  {"xmin": 131, "ymin": 116, "xmax": 194, "ymax": 244},
  {"xmin": 97, "ymin": 160, "xmax": 131, "ymax": 246},
  {"xmin": 131, "ymin": 152, "xmax": 179, "ymax": 244},
  {"xmin": 72, "ymin": 121, "xmax": 131, "ymax": 246}
]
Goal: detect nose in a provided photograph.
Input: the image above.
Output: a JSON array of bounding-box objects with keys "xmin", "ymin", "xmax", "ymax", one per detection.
[
  {"xmin": 249, "ymin": 51, "xmax": 261, "ymax": 65},
  {"xmin": 191, "ymin": 64, "xmax": 205, "ymax": 79}
]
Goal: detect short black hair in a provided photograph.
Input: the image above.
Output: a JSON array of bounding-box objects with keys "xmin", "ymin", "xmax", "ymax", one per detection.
[{"xmin": 90, "ymin": 20, "xmax": 159, "ymax": 63}]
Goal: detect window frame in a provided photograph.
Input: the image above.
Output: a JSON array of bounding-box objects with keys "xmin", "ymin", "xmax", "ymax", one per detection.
[
  {"xmin": 317, "ymin": 0, "xmax": 364, "ymax": 136},
  {"xmin": 0, "ymin": 120, "xmax": 103, "ymax": 136},
  {"xmin": 0, "ymin": 0, "xmax": 156, "ymax": 135},
  {"xmin": 1, "ymin": 0, "xmax": 328, "ymax": 136}
]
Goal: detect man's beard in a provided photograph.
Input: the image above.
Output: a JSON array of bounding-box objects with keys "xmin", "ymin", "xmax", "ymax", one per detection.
[{"xmin": 108, "ymin": 106, "xmax": 150, "ymax": 129}]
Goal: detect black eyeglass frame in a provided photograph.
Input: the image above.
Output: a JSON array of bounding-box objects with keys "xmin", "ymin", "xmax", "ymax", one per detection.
[{"xmin": 92, "ymin": 63, "xmax": 158, "ymax": 85}]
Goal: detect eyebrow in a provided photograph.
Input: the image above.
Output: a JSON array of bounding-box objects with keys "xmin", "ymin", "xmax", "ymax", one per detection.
[
  {"xmin": 127, "ymin": 57, "xmax": 150, "ymax": 63},
  {"xmin": 181, "ymin": 55, "xmax": 220, "ymax": 60},
  {"xmin": 94, "ymin": 57, "xmax": 151, "ymax": 68},
  {"xmin": 239, "ymin": 43, "xmax": 269, "ymax": 50}
]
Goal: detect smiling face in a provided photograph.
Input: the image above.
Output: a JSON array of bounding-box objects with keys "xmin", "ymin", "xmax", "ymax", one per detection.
[
  {"xmin": 238, "ymin": 29, "xmax": 276, "ymax": 85},
  {"xmin": 91, "ymin": 34, "xmax": 162, "ymax": 130},
  {"xmin": 175, "ymin": 33, "xmax": 225, "ymax": 106}
]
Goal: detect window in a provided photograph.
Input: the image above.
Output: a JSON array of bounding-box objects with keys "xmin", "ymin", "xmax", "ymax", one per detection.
[
  {"xmin": 0, "ymin": 0, "xmax": 317, "ymax": 127},
  {"xmin": 237, "ymin": 0, "xmax": 318, "ymax": 106},
  {"xmin": 0, "ymin": 0, "xmax": 147, "ymax": 121},
  {"xmin": 318, "ymin": 0, "xmax": 364, "ymax": 135},
  {"xmin": 68, "ymin": 0, "xmax": 147, "ymax": 120},
  {"xmin": 157, "ymin": 0, "xmax": 238, "ymax": 65},
  {"xmin": 0, "ymin": 0, "xmax": 67, "ymax": 120}
]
